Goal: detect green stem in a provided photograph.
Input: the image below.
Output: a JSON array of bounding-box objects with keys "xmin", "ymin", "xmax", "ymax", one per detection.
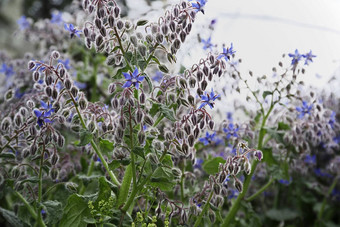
[
  {"xmin": 245, "ymin": 178, "xmax": 274, "ymax": 202},
  {"xmin": 15, "ymin": 191, "xmax": 38, "ymax": 220},
  {"xmin": 79, "ymin": 159, "xmax": 95, "ymax": 195},
  {"xmin": 37, "ymin": 147, "xmax": 46, "ymax": 227},
  {"xmin": 193, "ymin": 189, "xmax": 214, "ymax": 227},
  {"xmin": 69, "ymin": 91, "xmax": 120, "ymax": 187},
  {"xmin": 317, "ymin": 175, "xmax": 339, "ymax": 223},
  {"xmin": 222, "ymin": 104, "xmax": 274, "ymax": 226},
  {"xmin": 180, "ymin": 164, "xmax": 185, "ymax": 202}
]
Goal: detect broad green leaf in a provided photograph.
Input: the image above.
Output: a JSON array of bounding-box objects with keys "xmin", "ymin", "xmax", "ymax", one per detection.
[
  {"xmin": 278, "ymin": 122, "xmax": 290, "ymax": 131},
  {"xmin": 161, "ymin": 154, "xmax": 173, "ymax": 168},
  {"xmin": 95, "ymin": 177, "xmax": 115, "ymax": 207},
  {"xmin": 78, "ymin": 129, "xmax": 93, "ymax": 146},
  {"xmin": 132, "ymin": 146, "xmax": 145, "ymax": 159},
  {"xmin": 149, "ymin": 103, "xmax": 160, "ymax": 117},
  {"xmin": 202, "ymin": 157, "xmax": 226, "ymax": 175},
  {"xmin": 143, "ymin": 74, "xmax": 153, "ymax": 92},
  {"xmin": 159, "ymin": 105, "xmax": 176, "ymax": 122},
  {"xmin": 117, "ymin": 164, "xmax": 132, "ymax": 208},
  {"xmin": 0, "ymin": 152, "xmax": 16, "ymax": 159},
  {"xmin": 262, "ymin": 90, "xmax": 272, "ymax": 99},
  {"xmin": 266, "ymin": 209, "xmax": 299, "ymax": 221},
  {"xmin": 43, "ymin": 200, "xmax": 63, "ymax": 225},
  {"xmin": 262, "ymin": 147, "xmax": 277, "ymax": 166},
  {"xmin": 99, "ymin": 138, "xmax": 114, "ymax": 155},
  {"xmin": 149, "ymin": 167, "xmax": 175, "ymax": 191},
  {"xmin": 0, "ymin": 207, "xmax": 23, "ymax": 227},
  {"xmin": 59, "ymin": 194, "xmax": 91, "ymax": 227}
]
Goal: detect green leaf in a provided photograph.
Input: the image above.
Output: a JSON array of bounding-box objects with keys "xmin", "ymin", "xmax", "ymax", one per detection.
[
  {"xmin": 136, "ymin": 20, "xmax": 148, "ymax": 26},
  {"xmin": 78, "ymin": 129, "xmax": 93, "ymax": 146},
  {"xmin": 151, "ymin": 56, "xmax": 161, "ymax": 65},
  {"xmin": 138, "ymin": 60, "xmax": 147, "ymax": 71},
  {"xmin": 159, "ymin": 105, "xmax": 176, "ymax": 122},
  {"xmin": 99, "ymin": 138, "xmax": 114, "ymax": 155},
  {"xmin": 149, "ymin": 103, "xmax": 160, "ymax": 117},
  {"xmin": 95, "ymin": 177, "xmax": 115, "ymax": 207},
  {"xmin": 149, "ymin": 167, "xmax": 175, "ymax": 191},
  {"xmin": 0, "ymin": 207, "xmax": 23, "ymax": 227},
  {"xmin": 202, "ymin": 157, "xmax": 226, "ymax": 175},
  {"xmin": 278, "ymin": 122, "xmax": 290, "ymax": 131},
  {"xmin": 124, "ymin": 51, "xmax": 133, "ymax": 62},
  {"xmin": 132, "ymin": 146, "xmax": 145, "ymax": 159},
  {"xmin": 0, "ymin": 152, "xmax": 16, "ymax": 159},
  {"xmin": 262, "ymin": 91, "xmax": 272, "ymax": 99},
  {"xmin": 266, "ymin": 209, "xmax": 299, "ymax": 221},
  {"xmin": 43, "ymin": 200, "xmax": 63, "ymax": 225},
  {"xmin": 143, "ymin": 74, "xmax": 153, "ymax": 93},
  {"xmin": 262, "ymin": 147, "xmax": 277, "ymax": 166},
  {"xmin": 59, "ymin": 194, "xmax": 91, "ymax": 227},
  {"xmin": 161, "ymin": 154, "xmax": 173, "ymax": 168},
  {"xmin": 117, "ymin": 164, "xmax": 132, "ymax": 208}
]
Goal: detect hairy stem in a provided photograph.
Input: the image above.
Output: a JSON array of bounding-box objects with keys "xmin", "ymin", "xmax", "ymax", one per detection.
[
  {"xmin": 15, "ymin": 191, "xmax": 38, "ymax": 220},
  {"xmin": 193, "ymin": 189, "xmax": 214, "ymax": 227},
  {"xmin": 245, "ymin": 178, "xmax": 274, "ymax": 202}
]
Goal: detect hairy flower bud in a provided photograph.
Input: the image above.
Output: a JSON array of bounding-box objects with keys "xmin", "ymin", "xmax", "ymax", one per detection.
[
  {"xmin": 28, "ymin": 61, "xmax": 35, "ymax": 70},
  {"xmin": 189, "ymin": 76, "xmax": 196, "ymax": 88},
  {"xmin": 184, "ymin": 123, "xmax": 191, "ymax": 135},
  {"xmin": 117, "ymin": 20, "xmax": 124, "ymax": 29},
  {"xmin": 209, "ymin": 120, "xmax": 214, "ymax": 130},
  {"xmin": 176, "ymin": 129, "xmax": 184, "ymax": 140},
  {"xmin": 188, "ymin": 135, "xmax": 195, "ymax": 147},
  {"xmin": 137, "ymin": 44, "xmax": 147, "ymax": 57},
  {"xmin": 182, "ymin": 143, "xmax": 189, "ymax": 155},
  {"xmin": 136, "ymin": 109, "xmax": 144, "ymax": 123},
  {"xmin": 114, "ymin": 6, "xmax": 120, "ymax": 18},
  {"xmin": 201, "ymin": 80, "xmax": 208, "ymax": 91},
  {"xmin": 139, "ymin": 93, "xmax": 146, "ymax": 104},
  {"xmin": 179, "ymin": 78, "xmax": 188, "ymax": 89},
  {"xmin": 147, "ymin": 153, "xmax": 159, "ymax": 165},
  {"xmin": 64, "ymin": 78, "xmax": 72, "ymax": 90},
  {"xmin": 33, "ymin": 71, "xmax": 40, "ymax": 82},
  {"xmin": 138, "ymin": 131, "xmax": 145, "ymax": 144},
  {"xmin": 234, "ymin": 178, "xmax": 243, "ymax": 193},
  {"xmin": 50, "ymin": 167, "xmax": 59, "ymax": 180},
  {"xmin": 180, "ymin": 31, "xmax": 186, "ymax": 42},
  {"xmin": 51, "ymin": 152, "xmax": 59, "ymax": 165},
  {"xmin": 144, "ymin": 115, "xmax": 154, "ymax": 126},
  {"xmin": 173, "ymin": 39, "xmax": 181, "ymax": 49},
  {"xmin": 79, "ymin": 96, "xmax": 88, "ymax": 110},
  {"xmin": 156, "ymin": 33, "xmax": 164, "ymax": 43},
  {"xmin": 52, "ymin": 88, "xmax": 58, "ymax": 100},
  {"xmin": 71, "ymin": 86, "xmax": 79, "ymax": 97}
]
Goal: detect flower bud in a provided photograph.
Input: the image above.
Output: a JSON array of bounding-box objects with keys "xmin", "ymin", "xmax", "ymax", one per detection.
[
  {"xmin": 189, "ymin": 76, "xmax": 196, "ymax": 88},
  {"xmin": 33, "ymin": 71, "xmax": 40, "ymax": 82},
  {"xmin": 244, "ymin": 161, "xmax": 251, "ymax": 175},
  {"xmin": 254, "ymin": 150, "xmax": 263, "ymax": 161},
  {"xmin": 188, "ymin": 135, "xmax": 195, "ymax": 147},
  {"xmin": 138, "ymin": 131, "xmax": 145, "ymax": 144},
  {"xmin": 147, "ymin": 153, "xmax": 159, "ymax": 165},
  {"xmin": 57, "ymin": 135, "xmax": 65, "ymax": 147},
  {"xmin": 111, "ymin": 98, "xmax": 119, "ymax": 109},
  {"xmin": 52, "ymin": 88, "xmax": 58, "ymax": 100},
  {"xmin": 209, "ymin": 120, "xmax": 214, "ymax": 130},
  {"xmin": 169, "ymin": 20, "xmax": 176, "ymax": 32},
  {"xmin": 172, "ymin": 168, "xmax": 182, "ymax": 178},
  {"xmin": 196, "ymin": 70, "xmax": 203, "ymax": 81},
  {"xmin": 209, "ymin": 210, "xmax": 216, "ymax": 223},
  {"xmin": 139, "ymin": 93, "xmax": 146, "ymax": 104},
  {"xmin": 144, "ymin": 115, "xmax": 154, "ymax": 126},
  {"xmin": 136, "ymin": 109, "xmax": 144, "ymax": 123},
  {"xmin": 173, "ymin": 39, "xmax": 181, "ymax": 49},
  {"xmin": 117, "ymin": 20, "xmax": 124, "ymax": 29},
  {"xmin": 234, "ymin": 178, "xmax": 243, "ymax": 193},
  {"xmin": 96, "ymin": 35, "xmax": 103, "ymax": 47},
  {"xmin": 176, "ymin": 129, "xmax": 184, "ymax": 140},
  {"xmin": 156, "ymin": 33, "xmax": 164, "ymax": 43},
  {"xmin": 137, "ymin": 44, "xmax": 147, "ymax": 57},
  {"xmin": 14, "ymin": 113, "xmax": 23, "ymax": 127},
  {"xmin": 180, "ymin": 31, "xmax": 186, "ymax": 42},
  {"xmin": 64, "ymin": 78, "xmax": 72, "ymax": 90},
  {"xmin": 201, "ymin": 80, "xmax": 208, "ymax": 91},
  {"xmin": 50, "ymin": 167, "xmax": 59, "ymax": 180},
  {"xmin": 114, "ymin": 6, "xmax": 120, "ymax": 18},
  {"xmin": 193, "ymin": 126, "xmax": 200, "ymax": 139},
  {"xmin": 108, "ymin": 15, "xmax": 115, "ymax": 27},
  {"xmin": 52, "ymin": 50, "xmax": 60, "ymax": 60},
  {"xmin": 71, "ymin": 86, "xmax": 79, "ymax": 97},
  {"xmin": 182, "ymin": 143, "xmax": 189, "ymax": 155},
  {"xmin": 161, "ymin": 24, "xmax": 169, "ymax": 35},
  {"xmin": 65, "ymin": 182, "xmax": 78, "ymax": 193},
  {"xmin": 51, "ymin": 152, "xmax": 59, "ymax": 165},
  {"xmin": 79, "ymin": 96, "xmax": 87, "ymax": 110},
  {"xmin": 11, "ymin": 166, "xmax": 21, "ymax": 178}
]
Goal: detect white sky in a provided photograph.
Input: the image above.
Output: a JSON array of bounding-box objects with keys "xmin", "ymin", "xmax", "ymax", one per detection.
[{"xmin": 128, "ymin": 0, "xmax": 340, "ymax": 89}]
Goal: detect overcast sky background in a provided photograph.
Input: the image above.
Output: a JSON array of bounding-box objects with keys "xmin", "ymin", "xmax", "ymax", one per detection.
[{"xmin": 129, "ymin": 0, "xmax": 340, "ymax": 90}]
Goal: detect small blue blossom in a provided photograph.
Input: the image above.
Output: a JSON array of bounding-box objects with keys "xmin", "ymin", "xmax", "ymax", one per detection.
[
  {"xmin": 152, "ymin": 71, "xmax": 163, "ymax": 82},
  {"xmin": 304, "ymin": 154, "xmax": 316, "ymax": 164},
  {"xmin": 302, "ymin": 50, "xmax": 316, "ymax": 65},
  {"xmin": 278, "ymin": 178, "xmax": 292, "ymax": 185},
  {"xmin": 201, "ymin": 37, "xmax": 213, "ymax": 51},
  {"xmin": 199, "ymin": 132, "xmax": 217, "ymax": 145},
  {"xmin": 17, "ymin": 16, "xmax": 30, "ymax": 30},
  {"xmin": 0, "ymin": 63, "xmax": 15, "ymax": 78},
  {"xmin": 228, "ymin": 189, "xmax": 239, "ymax": 199},
  {"xmin": 295, "ymin": 101, "xmax": 313, "ymax": 119},
  {"xmin": 333, "ymin": 135, "xmax": 340, "ymax": 144},
  {"xmin": 314, "ymin": 168, "xmax": 332, "ymax": 178},
  {"xmin": 288, "ymin": 49, "xmax": 302, "ymax": 65},
  {"xmin": 226, "ymin": 112, "xmax": 233, "ymax": 121},
  {"xmin": 223, "ymin": 123, "xmax": 239, "ymax": 139},
  {"xmin": 58, "ymin": 58, "xmax": 71, "ymax": 70},
  {"xmin": 193, "ymin": 158, "xmax": 203, "ymax": 169},
  {"xmin": 64, "ymin": 23, "xmax": 81, "ymax": 38},
  {"xmin": 190, "ymin": 0, "xmax": 206, "ymax": 14},
  {"xmin": 51, "ymin": 11, "xmax": 63, "ymax": 24},
  {"xmin": 199, "ymin": 89, "xmax": 220, "ymax": 109},
  {"xmin": 33, "ymin": 101, "xmax": 54, "ymax": 127},
  {"xmin": 217, "ymin": 43, "xmax": 236, "ymax": 62},
  {"xmin": 122, "ymin": 67, "xmax": 145, "ymax": 90},
  {"xmin": 329, "ymin": 111, "xmax": 336, "ymax": 129}
]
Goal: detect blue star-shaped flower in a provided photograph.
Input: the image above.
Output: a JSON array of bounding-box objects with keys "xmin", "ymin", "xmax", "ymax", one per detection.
[
  {"xmin": 199, "ymin": 132, "xmax": 217, "ymax": 145},
  {"xmin": 217, "ymin": 43, "xmax": 236, "ymax": 62},
  {"xmin": 295, "ymin": 101, "xmax": 313, "ymax": 119},
  {"xmin": 199, "ymin": 89, "xmax": 220, "ymax": 109},
  {"xmin": 33, "ymin": 101, "xmax": 54, "ymax": 127},
  {"xmin": 122, "ymin": 67, "xmax": 145, "ymax": 90},
  {"xmin": 0, "ymin": 63, "xmax": 15, "ymax": 78},
  {"xmin": 58, "ymin": 58, "xmax": 71, "ymax": 70},
  {"xmin": 304, "ymin": 154, "xmax": 316, "ymax": 164},
  {"xmin": 17, "ymin": 16, "xmax": 30, "ymax": 30},
  {"xmin": 288, "ymin": 49, "xmax": 302, "ymax": 65},
  {"xmin": 223, "ymin": 123, "xmax": 239, "ymax": 139},
  {"xmin": 201, "ymin": 37, "xmax": 213, "ymax": 51},
  {"xmin": 152, "ymin": 71, "xmax": 163, "ymax": 83},
  {"xmin": 302, "ymin": 50, "xmax": 316, "ymax": 65},
  {"xmin": 51, "ymin": 11, "xmax": 63, "ymax": 24},
  {"xmin": 64, "ymin": 23, "xmax": 81, "ymax": 38},
  {"xmin": 190, "ymin": 0, "xmax": 206, "ymax": 14}
]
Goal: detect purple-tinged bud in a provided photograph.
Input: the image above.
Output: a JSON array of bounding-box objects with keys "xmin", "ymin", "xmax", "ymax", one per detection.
[
  {"xmin": 197, "ymin": 87, "xmax": 203, "ymax": 97},
  {"xmin": 209, "ymin": 55, "xmax": 215, "ymax": 64},
  {"xmin": 79, "ymin": 96, "xmax": 88, "ymax": 110},
  {"xmin": 117, "ymin": 20, "xmax": 124, "ymax": 29},
  {"xmin": 136, "ymin": 109, "xmax": 144, "ymax": 123},
  {"xmin": 14, "ymin": 113, "xmax": 22, "ymax": 127},
  {"xmin": 147, "ymin": 153, "xmax": 159, "ymax": 165},
  {"xmin": 57, "ymin": 135, "xmax": 65, "ymax": 147},
  {"xmin": 188, "ymin": 135, "xmax": 195, "ymax": 147},
  {"xmin": 184, "ymin": 123, "xmax": 191, "ymax": 135},
  {"xmin": 180, "ymin": 31, "xmax": 186, "ymax": 42},
  {"xmin": 191, "ymin": 113, "xmax": 197, "ymax": 125},
  {"xmin": 125, "ymin": 20, "xmax": 132, "ymax": 30},
  {"xmin": 137, "ymin": 44, "xmax": 147, "ymax": 57},
  {"xmin": 156, "ymin": 33, "xmax": 164, "ymax": 43},
  {"xmin": 83, "ymin": 0, "xmax": 89, "ymax": 9},
  {"xmin": 196, "ymin": 70, "xmax": 203, "ymax": 81},
  {"xmin": 71, "ymin": 86, "xmax": 79, "ymax": 98},
  {"xmin": 181, "ymin": 1, "xmax": 187, "ymax": 8},
  {"xmin": 193, "ymin": 126, "xmax": 199, "ymax": 139},
  {"xmin": 28, "ymin": 61, "xmax": 35, "ymax": 70},
  {"xmin": 50, "ymin": 167, "xmax": 59, "ymax": 180},
  {"xmin": 23, "ymin": 148, "xmax": 30, "ymax": 158},
  {"xmin": 213, "ymin": 183, "xmax": 221, "ymax": 195},
  {"xmin": 108, "ymin": 15, "xmax": 115, "ymax": 27},
  {"xmin": 208, "ymin": 72, "xmax": 213, "ymax": 81},
  {"xmin": 244, "ymin": 161, "xmax": 251, "ymax": 175},
  {"xmin": 144, "ymin": 115, "xmax": 154, "ymax": 126},
  {"xmin": 45, "ymin": 75, "xmax": 53, "ymax": 86},
  {"xmin": 254, "ymin": 150, "xmax": 263, "ymax": 161},
  {"xmin": 234, "ymin": 178, "xmax": 243, "ymax": 193},
  {"xmin": 101, "ymin": 122, "xmax": 107, "ymax": 132},
  {"xmin": 100, "ymin": 27, "xmax": 107, "ymax": 37},
  {"xmin": 30, "ymin": 144, "xmax": 38, "ymax": 156},
  {"xmin": 176, "ymin": 129, "xmax": 184, "ymax": 140},
  {"xmin": 59, "ymin": 68, "xmax": 65, "ymax": 78},
  {"xmin": 107, "ymin": 123, "xmax": 113, "ymax": 131},
  {"xmin": 172, "ymin": 168, "xmax": 182, "ymax": 178},
  {"xmin": 32, "ymin": 71, "xmax": 40, "ymax": 82},
  {"xmin": 179, "ymin": 78, "xmax": 188, "ymax": 89},
  {"xmin": 114, "ymin": 6, "xmax": 120, "ymax": 18},
  {"xmin": 189, "ymin": 76, "xmax": 196, "ymax": 88},
  {"xmin": 138, "ymin": 131, "xmax": 145, "ymax": 144},
  {"xmin": 139, "ymin": 93, "xmax": 146, "ymax": 104},
  {"xmin": 96, "ymin": 35, "xmax": 103, "ymax": 47},
  {"xmin": 201, "ymin": 80, "xmax": 208, "ymax": 91},
  {"xmin": 119, "ymin": 117, "xmax": 126, "ymax": 128},
  {"xmin": 161, "ymin": 24, "xmax": 169, "ymax": 35},
  {"xmin": 64, "ymin": 78, "xmax": 72, "ymax": 90},
  {"xmin": 88, "ymin": 5, "xmax": 95, "ymax": 13},
  {"xmin": 52, "ymin": 50, "xmax": 60, "ymax": 60},
  {"xmin": 51, "ymin": 152, "xmax": 59, "ymax": 165},
  {"xmin": 52, "ymin": 88, "xmax": 58, "ymax": 100},
  {"xmin": 209, "ymin": 120, "xmax": 214, "ymax": 130},
  {"xmin": 213, "ymin": 66, "xmax": 219, "ymax": 75},
  {"xmin": 188, "ymin": 95, "xmax": 195, "ymax": 106},
  {"xmin": 108, "ymin": 83, "xmax": 116, "ymax": 94},
  {"xmin": 98, "ymin": 8, "xmax": 105, "ymax": 18},
  {"xmin": 174, "ymin": 39, "xmax": 181, "ymax": 49},
  {"xmin": 182, "ymin": 143, "xmax": 189, "ymax": 155},
  {"xmin": 111, "ymin": 98, "xmax": 119, "ymax": 109},
  {"xmin": 203, "ymin": 65, "xmax": 209, "ymax": 76},
  {"xmin": 83, "ymin": 27, "xmax": 89, "ymax": 37},
  {"xmin": 173, "ymin": 7, "xmax": 179, "ymax": 17},
  {"xmin": 169, "ymin": 21, "xmax": 176, "ymax": 32},
  {"xmin": 215, "ymin": 195, "xmax": 224, "ymax": 208}
]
